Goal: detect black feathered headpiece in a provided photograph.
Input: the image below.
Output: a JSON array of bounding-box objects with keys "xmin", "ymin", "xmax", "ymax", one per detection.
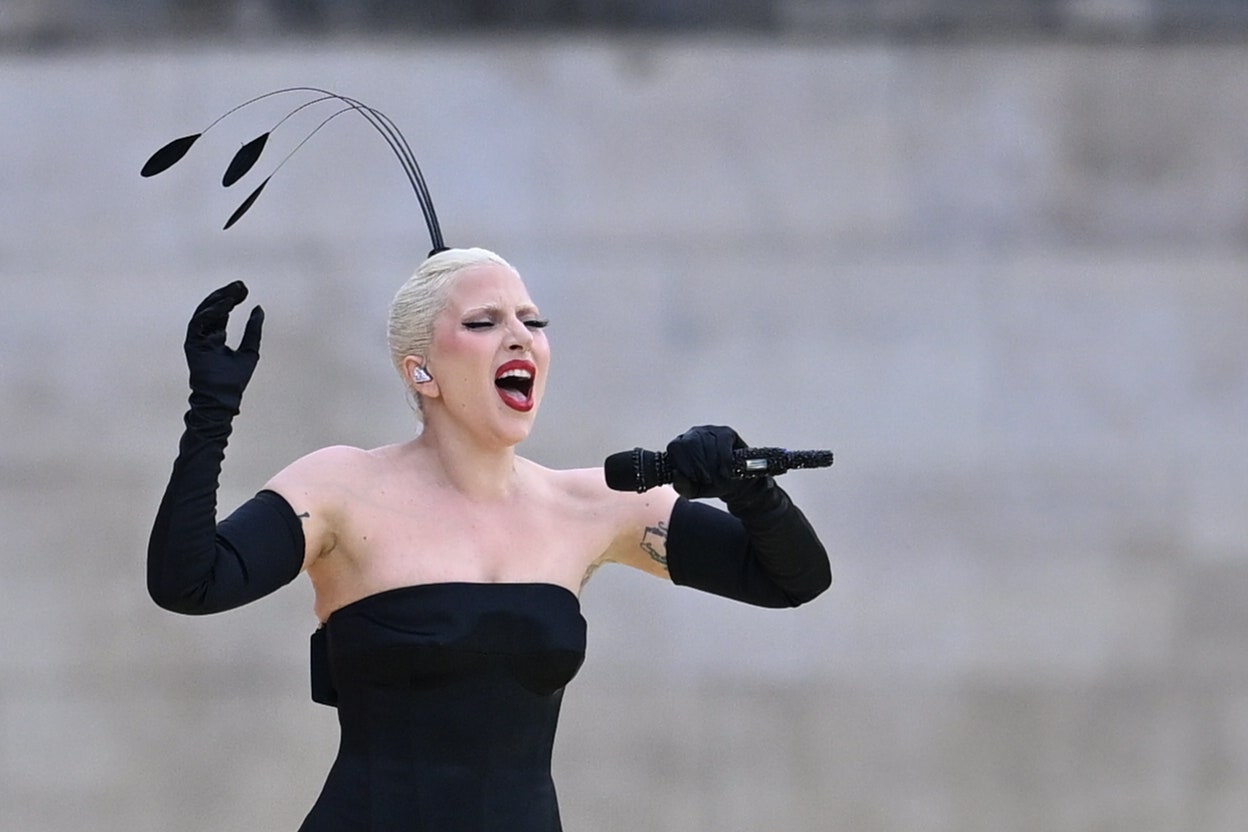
[{"xmin": 141, "ymin": 87, "xmax": 447, "ymax": 257}]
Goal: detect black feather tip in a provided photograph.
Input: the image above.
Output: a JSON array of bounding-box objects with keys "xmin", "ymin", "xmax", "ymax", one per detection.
[
  {"xmin": 140, "ymin": 134, "xmax": 201, "ymax": 177},
  {"xmin": 222, "ymin": 133, "xmax": 270, "ymax": 187}
]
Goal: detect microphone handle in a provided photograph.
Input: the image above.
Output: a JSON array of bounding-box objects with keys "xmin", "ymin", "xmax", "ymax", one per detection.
[
  {"xmin": 604, "ymin": 446, "xmax": 834, "ymax": 493},
  {"xmin": 729, "ymin": 447, "xmax": 826, "ymax": 478},
  {"xmin": 642, "ymin": 447, "xmax": 832, "ymax": 488}
]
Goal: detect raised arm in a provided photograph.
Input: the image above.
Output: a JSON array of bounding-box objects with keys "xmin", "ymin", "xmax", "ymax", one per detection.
[
  {"xmin": 146, "ymin": 282, "xmax": 306, "ymax": 615},
  {"xmin": 609, "ymin": 425, "xmax": 831, "ymax": 608}
]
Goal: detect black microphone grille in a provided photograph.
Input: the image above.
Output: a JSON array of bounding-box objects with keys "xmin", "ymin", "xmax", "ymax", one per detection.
[{"xmin": 603, "ymin": 450, "xmax": 642, "ymax": 492}]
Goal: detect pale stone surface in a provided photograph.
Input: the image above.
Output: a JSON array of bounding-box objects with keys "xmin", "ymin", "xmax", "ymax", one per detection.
[{"xmin": 1, "ymin": 39, "xmax": 1246, "ymax": 832}]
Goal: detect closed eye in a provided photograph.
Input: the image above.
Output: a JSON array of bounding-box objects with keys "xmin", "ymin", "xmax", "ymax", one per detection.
[{"xmin": 463, "ymin": 318, "xmax": 549, "ymax": 331}]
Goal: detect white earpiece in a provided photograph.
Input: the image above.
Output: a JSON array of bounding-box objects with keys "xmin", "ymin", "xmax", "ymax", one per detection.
[{"xmin": 411, "ymin": 366, "xmax": 433, "ymax": 384}]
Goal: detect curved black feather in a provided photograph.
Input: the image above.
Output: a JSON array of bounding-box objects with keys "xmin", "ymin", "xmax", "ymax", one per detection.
[
  {"xmin": 140, "ymin": 134, "xmax": 201, "ymax": 177},
  {"xmin": 222, "ymin": 133, "xmax": 269, "ymax": 187},
  {"xmin": 141, "ymin": 88, "xmax": 448, "ymax": 250},
  {"xmin": 223, "ymin": 178, "xmax": 270, "ymax": 229}
]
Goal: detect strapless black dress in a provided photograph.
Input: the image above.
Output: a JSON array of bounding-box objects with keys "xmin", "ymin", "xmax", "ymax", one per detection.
[{"xmin": 297, "ymin": 582, "xmax": 587, "ymax": 832}]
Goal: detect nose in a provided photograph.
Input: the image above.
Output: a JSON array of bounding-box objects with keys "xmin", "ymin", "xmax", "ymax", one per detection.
[{"xmin": 506, "ymin": 316, "xmax": 534, "ymax": 350}]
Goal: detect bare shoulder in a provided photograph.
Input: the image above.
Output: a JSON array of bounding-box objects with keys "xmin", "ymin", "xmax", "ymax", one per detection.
[
  {"xmin": 537, "ymin": 465, "xmax": 668, "ymax": 514},
  {"xmin": 272, "ymin": 444, "xmax": 377, "ymax": 480},
  {"xmin": 539, "ymin": 465, "xmax": 618, "ymax": 502},
  {"xmin": 262, "ymin": 444, "xmax": 391, "ymax": 568},
  {"xmin": 537, "ymin": 464, "xmax": 679, "ymax": 578},
  {"xmin": 269, "ymin": 442, "xmax": 412, "ymax": 493}
]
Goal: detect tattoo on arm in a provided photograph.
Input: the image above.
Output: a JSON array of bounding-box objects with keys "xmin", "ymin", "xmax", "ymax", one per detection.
[
  {"xmin": 580, "ymin": 561, "xmax": 601, "ymax": 589},
  {"xmin": 640, "ymin": 521, "xmax": 669, "ymax": 567}
]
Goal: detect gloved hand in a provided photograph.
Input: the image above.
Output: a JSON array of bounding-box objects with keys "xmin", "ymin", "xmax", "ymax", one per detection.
[
  {"xmin": 183, "ymin": 281, "xmax": 264, "ymax": 439},
  {"xmin": 662, "ymin": 424, "xmax": 831, "ymax": 606},
  {"xmin": 665, "ymin": 424, "xmax": 758, "ymax": 503}
]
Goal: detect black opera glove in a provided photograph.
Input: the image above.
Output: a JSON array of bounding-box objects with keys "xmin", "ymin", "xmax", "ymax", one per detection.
[
  {"xmin": 148, "ymin": 488, "xmax": 305, "ymax": 615},
  {"xmin": 664, "ymin": 425, "xmax": 831, "ymax": 607},
  {"xmin": 184, "ymin": 280, "xmax": 264, "ymax": 439},
  {"xmin": 665, "ymin": 424, "xmax": 775, "ymax": 514},
  {"xmin": 665, "ymin": 424, "xmax": 750, "ymax": 501},
  {"xmin": 147, "ymin": 282, "xmax": 302, "ymax": 616}
]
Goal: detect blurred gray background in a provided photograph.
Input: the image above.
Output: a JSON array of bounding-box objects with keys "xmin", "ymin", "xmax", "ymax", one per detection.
[{"xmin": 2, "ymin": 2, "xmax": 1247, "ymax": 830}]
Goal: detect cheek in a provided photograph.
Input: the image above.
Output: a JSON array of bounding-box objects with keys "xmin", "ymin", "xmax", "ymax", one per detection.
[
  {"xmin": 535, "ymin": 340, "xmax": 552, "ymax": 379},
  {"xmin": 430, "ymin": 329, "xmax": 485, "ymax": 370},
  {"xmin": 431, "ymin": 327, "xmax": 466, "ymax": 354},
  {"xmin": 535, "ymin": 332, "xmax": 552, "ymax": 362}
]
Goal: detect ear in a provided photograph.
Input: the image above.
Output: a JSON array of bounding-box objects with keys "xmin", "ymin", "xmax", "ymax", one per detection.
[{"xmin": 401, "ymin": 355, "xmax": 440, "ymax": 399}]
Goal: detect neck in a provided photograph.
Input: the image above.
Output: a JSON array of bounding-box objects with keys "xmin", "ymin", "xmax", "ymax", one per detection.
[{"xmin": 413, "ymin": 419, "xmax": 525, "ymax": 500}]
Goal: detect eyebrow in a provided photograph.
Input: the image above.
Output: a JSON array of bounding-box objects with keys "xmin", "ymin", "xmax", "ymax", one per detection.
[{"xmin": 461, "ymin": 302, "xmax": 542, "ymax": 318}]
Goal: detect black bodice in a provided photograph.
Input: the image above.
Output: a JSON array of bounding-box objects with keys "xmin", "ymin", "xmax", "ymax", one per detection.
[{"xmin": 298, "ymin": 582, "xmax": 587, "ymax": 832}]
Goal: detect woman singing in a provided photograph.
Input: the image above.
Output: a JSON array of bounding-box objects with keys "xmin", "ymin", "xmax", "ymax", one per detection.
[{"xmin": 143, "ymin": 93, "xmax": 830, "ymax": 832}]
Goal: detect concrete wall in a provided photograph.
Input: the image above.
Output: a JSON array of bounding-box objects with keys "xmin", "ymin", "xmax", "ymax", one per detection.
[
  {"xmin": 6, "ymin": 1, "xmax": 1248, "ymax": 44},
  {"xmin": 1, "ymin": 38, "xmax": 1246, "ymax": 831}
]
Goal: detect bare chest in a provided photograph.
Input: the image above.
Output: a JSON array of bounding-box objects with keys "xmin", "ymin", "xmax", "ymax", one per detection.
[{"xmin": 321, "ymin": 479, "xmax": 613, "ymax": 596}]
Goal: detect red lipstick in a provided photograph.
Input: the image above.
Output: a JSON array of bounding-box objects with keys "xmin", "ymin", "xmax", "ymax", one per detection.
[{"xmin": 494, "ymin": 359, "xmax": 537, "ymax": 412}]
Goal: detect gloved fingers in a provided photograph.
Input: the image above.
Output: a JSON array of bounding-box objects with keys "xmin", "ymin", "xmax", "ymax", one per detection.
[
  {"xmin": 664, "ymin": 432, "xmax": 699, "ymax": 498},
  {"xmin": 666, "ymin": 429, "xmax": 707, "ymax": 488},
  {"xmin": 691, "ymin": 425, "xmax": 743, "ymax": 484},
  {"xmin": 669, "ymin": 472, "xmax": 696, "ymax": 499},
  {"xmin": 667, "ymin": 425, "xmax": 745, "ymax": 498},
  {"xmin": 187, "ymin": 281, "xmax": 249, "ymax": 345},
  {"xmin": 237, "ymin": 305, "xmax": 265, "ymax": 358},
  {"xmin": 712, "ymin": 425, "xmax": 743, "ymax": 482}
]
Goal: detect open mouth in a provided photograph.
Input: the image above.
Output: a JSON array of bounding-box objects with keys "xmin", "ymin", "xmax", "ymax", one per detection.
[{"xmin": 494, "ymin": 360, "xmax": 536, "ymax": 411}]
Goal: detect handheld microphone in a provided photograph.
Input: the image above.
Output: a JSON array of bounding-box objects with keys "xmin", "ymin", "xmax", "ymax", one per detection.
[{"xmin": 604, "ymin": 446, "xmax": 834, "ymax": 493}]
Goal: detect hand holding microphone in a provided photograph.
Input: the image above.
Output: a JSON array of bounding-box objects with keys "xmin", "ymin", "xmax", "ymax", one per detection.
[
  {"xmin": 604, "ymin": 425, "xmax": 834, "ymax": 497},
  {"xmin": 607, "ymin": 425, "xmax": 834, "ymax": 608}
]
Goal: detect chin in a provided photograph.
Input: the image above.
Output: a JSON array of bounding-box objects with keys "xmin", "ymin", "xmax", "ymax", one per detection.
[{"xmin": 495, "ymin": 410, "xmax": 538, "ymax": 445}]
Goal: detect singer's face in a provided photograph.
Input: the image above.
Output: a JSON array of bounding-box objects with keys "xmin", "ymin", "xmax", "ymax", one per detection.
[{"xmin": 423, "ymin": 262, "xmax": 550, "ymax": 445}]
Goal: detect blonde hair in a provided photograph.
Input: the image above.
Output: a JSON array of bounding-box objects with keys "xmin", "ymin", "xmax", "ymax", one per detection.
[{"xmin": 386, "ymin": 247, "xmax": 515, "ymax": 414}]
